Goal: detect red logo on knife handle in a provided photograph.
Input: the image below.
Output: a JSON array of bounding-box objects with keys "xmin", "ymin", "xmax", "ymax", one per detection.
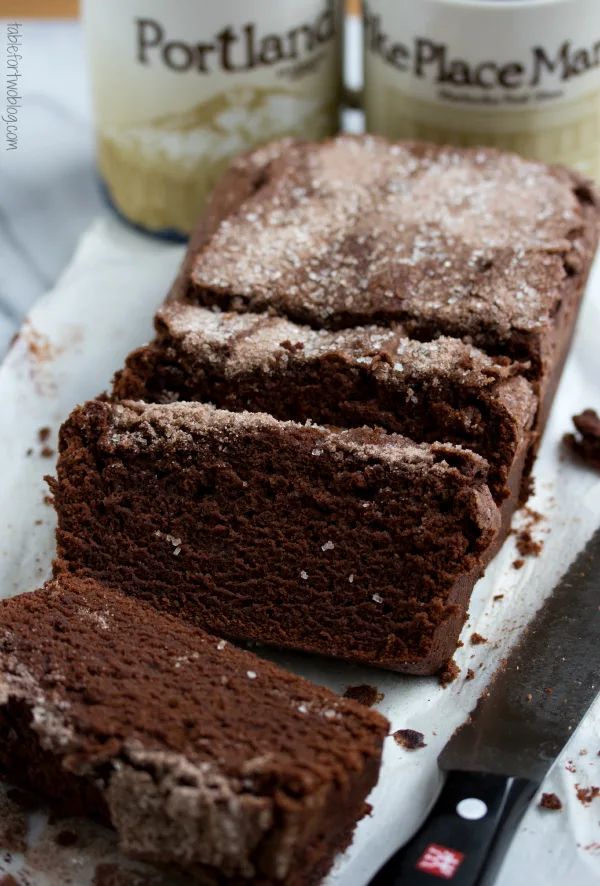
[{"xmin": 416, "ymin": 843, "xmax": 465, "ymax": 879}]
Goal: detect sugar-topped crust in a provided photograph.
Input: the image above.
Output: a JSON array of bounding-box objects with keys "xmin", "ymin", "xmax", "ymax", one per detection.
[
  {"xmin": 187, "ymin": 135, "xmax": 599, "ymax": 347},
  {"xmin": 107, "ymin": 399, "xmax": 491, "ymax": 479},
  {"xmin": 158, "ymin": 301, "xmax": 530, "ymax": 392}
]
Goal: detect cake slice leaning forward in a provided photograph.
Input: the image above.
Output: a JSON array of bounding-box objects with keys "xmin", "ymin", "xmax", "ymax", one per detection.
[
  {"xmin": 113, "ymin": 304, "xmax": 536, "ymax": 529},
  {"xmin": 0, "ymin": 575, "xmax": 388, "ymax": 885},
  {"xmin": 50, "ymin": 400, "xmax": 500, "ymax": 674}
]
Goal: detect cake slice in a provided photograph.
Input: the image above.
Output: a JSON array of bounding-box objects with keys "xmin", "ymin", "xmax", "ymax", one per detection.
[
  {"xmin": 0, "ymin": 576, "xmax": 388, "ymax": 884},
  {"xmin": 176, "ymin": 135, "xmax": 599, "ymax": 428},
  {"xmin": 113, "ymin": 303, "xmax": 536, "ymax": 512},
  {"xmin": 50, "ymin": 400, "xmax": 500, "ymax": 674}
]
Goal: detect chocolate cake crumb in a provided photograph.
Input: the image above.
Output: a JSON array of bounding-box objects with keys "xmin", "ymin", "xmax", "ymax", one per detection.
[
  {"xmin": 466, "ymin": 668, "xmax": 475, "ymax": 681},
  {"xmin": 343, "ymin": 684, "xmax": 384, "ymax": 707},
  {"xmin": 514, "ymin": 506, "xmax": 545, "ymax": 558},
  {"xmin": 38, "ymin": 427, "xmax": 51, "ymax": 443},
  {"xmin": 392, "ymin": 729, "xmax": 426, "ymax": 750},
  {"xmin": 539, "ymin": 792, "xmax": 562, "ymax": 810},
  {"xmin": 513, "ymin": 558, "xmax": 525, "ymax": 569},
  {"xmin": 439, "ymin": 659, "xmax": 460, "ymax": 687},
  {"xmin": 523, "ymin": 506, "xmax": 543, "ymax": 524},
  {"xmin": 516, "ymin": 528, "xmax": 543, "ymax": 558},
  {"xmin": 575, "ymin": 784, "xmax": 600, "ymax": 806},
  {"xmin": 564, "ymin": 409, "xmax": 600, "ymax": 470},
  {"xmin": 23, "ymin": 324, "xmax": 55, "ymax": 363},
  {"xmin": 41, "ymin": 446, "xmax": 55, "ymax": 459},
  {"xmin": 470, "ymin": 632, "xmax": 488, "ymax": 645},
  {"xmin": 493, "ymin": 594, "xmax": 504, "ymax": 601}
]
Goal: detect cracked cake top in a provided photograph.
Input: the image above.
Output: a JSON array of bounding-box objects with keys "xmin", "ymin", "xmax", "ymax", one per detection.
[{"xmin": 185, "ymin": 135, "xmax": 598, "ymax": 354}]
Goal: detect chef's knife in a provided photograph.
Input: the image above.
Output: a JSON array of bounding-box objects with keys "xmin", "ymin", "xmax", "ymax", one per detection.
[{"xmin": 370, "ymin": 526, "xmax": 600, "ymax": 886}]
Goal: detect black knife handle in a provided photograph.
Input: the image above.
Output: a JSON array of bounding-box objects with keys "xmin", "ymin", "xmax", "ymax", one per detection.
[{"xmin": 369, "ymin": 771, "xmax": 538, "ymax": 886}]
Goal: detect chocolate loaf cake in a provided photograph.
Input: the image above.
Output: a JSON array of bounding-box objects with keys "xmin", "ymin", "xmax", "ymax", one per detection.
[
  {"xmin": 51, "ymin": 400, "xmax": 500, "ymax": 674},
  {"xmin": 113, "ymin": 303, "xmax": 536, "ymax": 509},
  {"xmin": 0, "ymin": 576, "xmax": 388, "ymax": 884},
  {"xmin": 175, "ymin": 135, "xmax": 599, "ymax": 428}
]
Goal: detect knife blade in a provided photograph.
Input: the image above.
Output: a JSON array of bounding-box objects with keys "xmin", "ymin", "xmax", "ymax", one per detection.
[{"xmin": 370, "ymin": 525, "xmax": 600, "ymax": 886}]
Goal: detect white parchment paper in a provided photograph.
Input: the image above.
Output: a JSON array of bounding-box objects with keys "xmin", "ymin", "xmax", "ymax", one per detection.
[{"xmin": 0, "ymin": 217, "xmax": 598, "ymax": 886}]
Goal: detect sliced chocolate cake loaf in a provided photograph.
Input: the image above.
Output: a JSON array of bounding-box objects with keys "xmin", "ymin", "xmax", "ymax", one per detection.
[
  {"xmin": 0, "ymin": 576, "xmax": 388, "ymax": 884},
  {"xmin": 174, "ymin": 135, "xmax": 599, "ymax": 428},
  {"xmin": 113, "ymin": 304, "xmax": 536, "ymax": 511},
  {"xmin": 50, "ymin": 400, "xmax": 499, "ymax": 674}
]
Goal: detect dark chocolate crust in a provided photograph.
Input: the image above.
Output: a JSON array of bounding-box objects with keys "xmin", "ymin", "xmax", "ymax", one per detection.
[
  {"xmin": 0, "ymin": 576, "xmax": 388, "ymax": 884},
  {"xmin": 51, "ymin": 400, "xmax": 500, "ymax": 674}
]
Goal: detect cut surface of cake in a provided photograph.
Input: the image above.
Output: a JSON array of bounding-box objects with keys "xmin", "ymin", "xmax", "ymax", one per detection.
[
  {"xmin": 113, "ymin": 303, "xmax": 536, "ymax": 508},
  {"xmin": 51, "ymin": 400, "xmax": 500, "ymax": 674},
  {"xmin": 0, "ymin": 576, "xmax": 388, "ymax": 884},
  {"xmin": 176, "ymin": 135, "xmax": 599, "ymax": 423}
]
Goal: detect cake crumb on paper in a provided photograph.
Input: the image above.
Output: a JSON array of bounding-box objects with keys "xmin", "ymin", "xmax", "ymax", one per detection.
[
  {"xmin": 514, "ymin": 506, "xmax": 545, "ymax": 559},
  {"xmin": 439, "ymin": 659, "xmax": 460, "ymax": 687},
  {"xmin": 343, "ymin": 684, "xmax": 383, "ymax": 707},
  {"xmin": 392, "ymin": 729, "xmax": 426, "ymax": 750},
  {"xmin": 563, "ymin": 409, "xmax": 600, "ymax": 470},
  {"xmin": 470, "ymin": 632, "xmax": 487, "ymax": 645},
  {"xmin": 539, "ymin": 792, "xmax": 562, "ymax": 811},
  {"xmin": 516, "ymin": 528, "xmax": 543, "ymax": 558},
  {"xmin": 575, "ymin": 784, "xmax": 599, "ymax": 806}
]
